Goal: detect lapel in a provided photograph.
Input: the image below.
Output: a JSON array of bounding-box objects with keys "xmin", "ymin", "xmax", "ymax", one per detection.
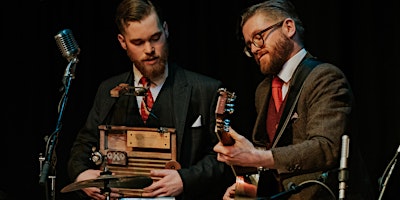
[
  {"xmin": 252, "ymin": 54, "xmax": 321, "ymax": 147},
  {"xmin": 170, "ymin": 64, "xmax": 190, "ymax": 160},
  {"xmin": 252, "ymin": 77, "xmax": 272, "ymax": 146},
  {"xmin": 273, "ymin": 56, "xmax": 321, "ymax": 146}
]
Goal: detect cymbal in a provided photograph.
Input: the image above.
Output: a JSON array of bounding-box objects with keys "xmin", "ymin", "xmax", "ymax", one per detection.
[{"xmin": 61, "ymin": 174, "xmax": 153, "ymax": 193}]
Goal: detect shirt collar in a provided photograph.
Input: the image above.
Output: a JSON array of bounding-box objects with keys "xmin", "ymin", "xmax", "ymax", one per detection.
[{"xmin": 277, "ymin": 48, "xmax": 307, "ymax": 83}]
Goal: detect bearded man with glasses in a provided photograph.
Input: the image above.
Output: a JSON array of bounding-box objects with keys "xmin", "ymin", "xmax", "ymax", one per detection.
[{"xmin": 214, "ymin": 0, "xmax": 374, "ymax": 199}]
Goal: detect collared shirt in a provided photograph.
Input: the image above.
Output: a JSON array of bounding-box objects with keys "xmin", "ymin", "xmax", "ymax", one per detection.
[
  {"xmin": 276, "ymin": 48, "xmax": 307, "ymax": 100},
  {"xmin": 133, "ymin": 64, "xmax": 168, "ymax": 108}
]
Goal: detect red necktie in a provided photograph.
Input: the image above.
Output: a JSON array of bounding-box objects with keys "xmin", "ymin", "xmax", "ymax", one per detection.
[
  {"xmin": 139, "ymin": 77, "xmax": 154, "ymax": 122},
  {"xmin": 272, "ymin": 76, "xmax": 284, "ymax": 112}
]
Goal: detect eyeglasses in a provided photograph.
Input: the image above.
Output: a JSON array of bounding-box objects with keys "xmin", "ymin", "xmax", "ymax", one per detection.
[{"xmin": 243, "ymin": 20, "xmax": 285, "ymax": 57}]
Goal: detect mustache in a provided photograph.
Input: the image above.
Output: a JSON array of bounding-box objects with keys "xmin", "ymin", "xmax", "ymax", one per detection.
[{"xmin": 143, "ymin": 56, "xmax": 158, "ymax": 61}]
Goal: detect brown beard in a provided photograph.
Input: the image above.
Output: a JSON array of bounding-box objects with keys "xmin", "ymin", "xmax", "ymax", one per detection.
[
  {"xmin": 261, "ymin": 32, "xmax": 294, "ymax": 75},
  {"xmin": 133, "ymin": 43, "xmax": 169, "ymax": 80}
]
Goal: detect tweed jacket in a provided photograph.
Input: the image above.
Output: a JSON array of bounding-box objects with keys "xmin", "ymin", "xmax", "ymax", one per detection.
[{"xmin": 252, "ymin": 54, "xmax": 356, "ymax": 199}]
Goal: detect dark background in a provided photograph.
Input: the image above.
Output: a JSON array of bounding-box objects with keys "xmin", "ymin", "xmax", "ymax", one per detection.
[{"xmin": 4, "ymin": 0, "xmax": 399, "ymax": 199}]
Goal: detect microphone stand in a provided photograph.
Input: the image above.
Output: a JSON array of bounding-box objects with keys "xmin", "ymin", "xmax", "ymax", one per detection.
[{"xmin": 39, "ymin": 58, "xmax": 78, "ymax": 200}]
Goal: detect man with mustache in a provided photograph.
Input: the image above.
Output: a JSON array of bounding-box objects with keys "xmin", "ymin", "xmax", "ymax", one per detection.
[
  {"xmin": 67, "ymin": 0, "xmax": 233, "ymax": 199},
  {"xmin": 214, "ymin": 0, "xmax": 374, "ymax": 199}
]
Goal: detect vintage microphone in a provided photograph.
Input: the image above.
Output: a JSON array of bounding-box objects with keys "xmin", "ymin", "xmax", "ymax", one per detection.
[
  {"xmin": 54, "ymin": 29, "xmax": 81, "ymax": 89},
  {"xmin": 54, "ymin": 29, "xmax": 80, "ymax": 61}
]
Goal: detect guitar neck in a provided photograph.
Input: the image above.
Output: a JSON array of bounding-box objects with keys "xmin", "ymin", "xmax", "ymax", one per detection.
[
  {"xmin": 215, "ymin": 88, "xmax": 235, "ymax": 146},
  {"xmin": 216, "ymin": 125, "xmax": 235, "ymax": 146},
  {"xmin": 215, "ymin": 88, "xmax": 264, "ymax": 198}
]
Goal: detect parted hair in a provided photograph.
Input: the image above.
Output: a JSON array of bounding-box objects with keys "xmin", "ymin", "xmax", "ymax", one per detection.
[
  {"xmin": 115, "ymin": 0, "xmax": 165, "ymax": 34},
  {"xmin": 237, "ymin": 0, "xmax": 305, "ymax": 43}
]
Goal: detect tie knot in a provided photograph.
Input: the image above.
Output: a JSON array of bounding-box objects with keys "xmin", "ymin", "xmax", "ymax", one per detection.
[
  {"xmin": 272, "ymin": 76, "xmax": 284, "ymax": 88},
  {"xmin": 139, "ymin": 77, "xmax": 150, "ymax": 87}
]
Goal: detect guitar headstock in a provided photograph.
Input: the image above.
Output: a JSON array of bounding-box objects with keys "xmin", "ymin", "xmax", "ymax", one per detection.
[{"xmin": 215, "ymin": 88, "xmax": 236, "ymax": 146}]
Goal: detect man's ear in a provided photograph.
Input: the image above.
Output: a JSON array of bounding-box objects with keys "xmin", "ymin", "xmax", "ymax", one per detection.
[
  {"xmin": 163, "ymin": 21, "xmax": 169, "ymax": 38},
  {"xmin": 283, "ymin": 18, "xmax": 296, "ymax": 38},
  {"xmin": 117, "ymin": 34, "xmax": 127, "ymax": 50}
]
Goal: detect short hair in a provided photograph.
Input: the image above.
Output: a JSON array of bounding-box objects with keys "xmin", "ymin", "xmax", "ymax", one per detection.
[
  {"xmin": 238, "ymin": 0, "xmax": 304, "ymax": 43},
  {"xmin": 115, "ymin": 0, "xmax": 165, "ymax": 34}
]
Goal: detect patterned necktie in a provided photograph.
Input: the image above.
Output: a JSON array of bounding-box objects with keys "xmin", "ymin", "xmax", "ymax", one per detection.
[
  {"xmin": 272, "ymin": 76, "xmax": 284, "ymax": 112},
  {"xmin": 139, "ymin": 77, "xmax": 154, "ymax": 122}
]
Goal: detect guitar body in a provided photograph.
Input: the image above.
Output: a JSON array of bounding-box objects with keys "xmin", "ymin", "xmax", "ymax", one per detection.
[{"xmin": 215, "ymin": 88, "xmax": 282, "ymax": 199}]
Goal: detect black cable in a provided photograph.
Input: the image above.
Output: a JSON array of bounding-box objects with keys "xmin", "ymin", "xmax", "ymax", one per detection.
[{"xmin": 378, "ymin": 145, "xmax": 400, "ymax": 200}]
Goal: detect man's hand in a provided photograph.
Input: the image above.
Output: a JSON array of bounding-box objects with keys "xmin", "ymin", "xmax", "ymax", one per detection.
[
  {"xmin": 214, "ymin": 127, "xmax": 275, "ymax": 169},
  {"xmin": 223, "ymin": 183, "xmax": 236, "ymax": 200},
  {"xmin": 213, "ymin": 127, "xmax": 257, "ymax": 166},
  {"xmin": 75, "ymin": 169, "xmax": 122, "ymax": 200},
  {"xmin": 141, "ymin": 169, "xmax": 183, "ymax": 197}
]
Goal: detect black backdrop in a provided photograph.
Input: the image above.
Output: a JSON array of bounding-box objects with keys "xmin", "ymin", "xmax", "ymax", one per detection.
[{"xmin": 4, "ymin": 0, "xmax": 400, "ymax": 199}]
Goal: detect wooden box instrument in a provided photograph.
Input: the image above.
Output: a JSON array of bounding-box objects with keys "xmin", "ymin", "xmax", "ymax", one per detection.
[{"xmin": 98, "ymin": 125, "xmax": 179, "ymax": 197}]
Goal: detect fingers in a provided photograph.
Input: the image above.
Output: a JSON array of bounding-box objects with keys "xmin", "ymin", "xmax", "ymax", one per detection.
[
  {"xmin": 213, "ymin": 142, "xmax": 225, "ymax": 154},
  {"xmin": 142, "ymin": 170, "xmax": 183, "ymax": 197},
  {"xmin": 141, "ymin": 182, "xmax": 169, "ymax": 197},
  {"xmin": 223, "ymin": 183, "xmax": 236, "ymax": 200},
  {"xmin": 82, "ymin": 188, "xmax": 104, "ymax": 200},
  {"xmin": 217, "ymin": 151, "xmax": 230, "ymax": 161},
  {"xmin": 227, "ymin": 127, "xmax": 242, "ymax": 140},
  {"xmin": 149, "ymin": 169, "xmax": 168, "ymax": 177},
  {"xmin": 83, "ymin": 187, "xmax": 123, "ymax": 200}
]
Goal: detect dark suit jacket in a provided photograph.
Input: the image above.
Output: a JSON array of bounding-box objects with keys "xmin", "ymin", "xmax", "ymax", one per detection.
[
  {"xmin": 67, "ymin": 63, "xmax": 234, "ymax": 200},
  {"xmin": 252, "ymin": 54, "xmax": 374, "ymax": 199}
]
